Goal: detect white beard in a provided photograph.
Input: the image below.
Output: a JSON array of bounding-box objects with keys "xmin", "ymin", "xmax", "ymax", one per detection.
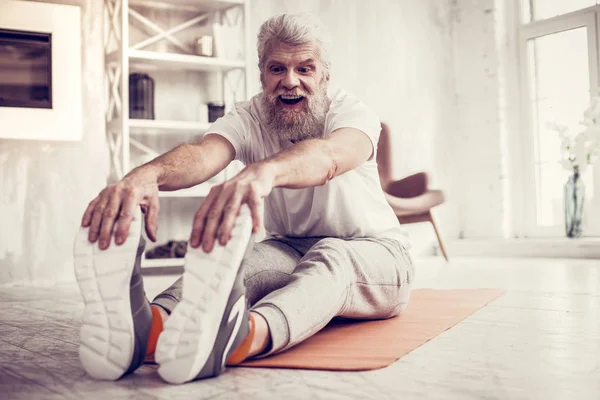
[{"xmin": 261, "ymin": 82, "xmax": 330, "ymax": 143}]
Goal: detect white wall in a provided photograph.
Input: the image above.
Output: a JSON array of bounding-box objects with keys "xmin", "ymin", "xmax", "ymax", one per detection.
[
  {"xmin": 451, "ymin": 0, "xmax": 519, "ymax": 239},
  {"xmin": 0, "ymin": 0, "xmax": 107, "ymax": 285}
]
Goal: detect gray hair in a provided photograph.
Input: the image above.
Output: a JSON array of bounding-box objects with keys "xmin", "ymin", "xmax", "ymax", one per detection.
[{"xmin": 257, "ymin": 13, "xmax": 331, "ymax": 74}]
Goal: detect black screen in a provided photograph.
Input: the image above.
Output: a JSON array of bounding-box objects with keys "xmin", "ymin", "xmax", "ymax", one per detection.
[{"xmin": 0, "ymin": 28, "xmax": 52, "ymax": 109}]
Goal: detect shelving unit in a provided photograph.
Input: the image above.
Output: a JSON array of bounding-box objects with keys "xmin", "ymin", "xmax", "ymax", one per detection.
[
  {"xmin": 103, "ymin": 0, "xmax": 251, "ymax": 268},
  {"xmin": 106, "ymin": 49, "xmax": 245, "ymax": 71},
  {"xmin": 129, "ymin": 119, "xmax": 211, "ymax": 136},
  {"xmin": 142, "ymin": 258, "xmax": 186, "ymax": 268},
  {"xmin": 158, "ymin": 185, "xmax": 211, "ymax": 198},
  {"xmin": 128, "ymin": 0, "xmax": 244, "ymax": 13}
]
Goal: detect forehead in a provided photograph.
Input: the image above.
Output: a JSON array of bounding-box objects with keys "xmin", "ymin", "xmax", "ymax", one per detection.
[{"xmin": 264, "ymin": 41, "xmax": 322, "ymax": 66}]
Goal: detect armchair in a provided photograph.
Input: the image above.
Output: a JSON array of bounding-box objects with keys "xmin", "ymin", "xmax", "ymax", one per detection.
[{"xmin": 377, "ymin": 123, "xmax": 449, "ymax": 261}]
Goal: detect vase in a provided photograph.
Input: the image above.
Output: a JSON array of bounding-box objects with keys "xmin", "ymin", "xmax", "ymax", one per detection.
[{"xmin": 564, "ymin": 168, "xmax": 585, "ymax": 238}]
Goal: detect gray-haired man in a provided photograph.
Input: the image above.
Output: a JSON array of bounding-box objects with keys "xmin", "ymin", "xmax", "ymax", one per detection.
[{"xmin": 74, "ymin": 13, "xmax": 414, "ymax": 384}]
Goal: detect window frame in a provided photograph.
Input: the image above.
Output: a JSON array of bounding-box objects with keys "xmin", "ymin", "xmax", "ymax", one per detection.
[{"xmin": 517, "ymin": 3, "xmax": 600, "ymax": 237}]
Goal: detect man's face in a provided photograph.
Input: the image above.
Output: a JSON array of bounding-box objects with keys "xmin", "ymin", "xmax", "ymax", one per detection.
[{"xmin": 260, "ymin": 41, "xmax": 330, "ymax": 141}]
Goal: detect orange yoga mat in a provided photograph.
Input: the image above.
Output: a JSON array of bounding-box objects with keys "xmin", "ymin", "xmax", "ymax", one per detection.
[{"xmin": 239, "ymin": 288, "xmax": 505, "ymax": 371}]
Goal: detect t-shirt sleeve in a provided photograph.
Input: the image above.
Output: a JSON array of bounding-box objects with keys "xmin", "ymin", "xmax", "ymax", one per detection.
[
  {"xmin": 327, "ymin": 93, "xmax": 382, "ymax": 161},
  {"xmin": 202, "ymin": 102, "xmax": 251, "ymax": 163}
]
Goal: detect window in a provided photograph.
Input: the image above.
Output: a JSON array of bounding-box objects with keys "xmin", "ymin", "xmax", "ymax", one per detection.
[
  {"xmin": 519, "ymin": 1, "xmax": 600, "ymax": 236},
  {"xmin": 522, "ymin": 0, "xmax": 599, "ymax": 22}
]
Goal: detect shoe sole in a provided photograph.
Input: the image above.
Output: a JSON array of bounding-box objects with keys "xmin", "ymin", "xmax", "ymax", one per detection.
[
  {"xmin": 156, "ymin": 206, "xmax": 253, "ymax": 384},
  {"xmin": 73, "ymin": 216, "xmax": 141, "ymax": 380}
]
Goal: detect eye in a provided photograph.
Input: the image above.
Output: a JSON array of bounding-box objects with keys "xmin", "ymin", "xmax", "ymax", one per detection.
[
  {"xmin": 297, "ymin": 66, "xmax": 313, "ymax": 74},
  {"xmin": 270, "ymin": 65, "xmax": 284, "ymax": 73}
]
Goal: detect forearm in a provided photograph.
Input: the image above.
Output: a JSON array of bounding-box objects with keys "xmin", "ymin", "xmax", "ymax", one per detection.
[
  {"xmin": 148, "ymin": 143, "xmax": 211, "ymax": 190},
  {"xmin": 125, "ymin": 136, "xmax": 233, "ymax": 191},
  {"xmin": 259, "ymin": 138, "xmax": 338, "ymax": 189}
]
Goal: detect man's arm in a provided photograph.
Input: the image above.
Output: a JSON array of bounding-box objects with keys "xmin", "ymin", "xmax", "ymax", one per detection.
[
  {"xmin": 260, "ymin": 127, "xmax": 373, "ymax": 189},
  {"xmin": 82, "ymin": 134, "xmax": 234, "ymax": 249},
  {"xmin": 189, "ymin": 127, "xmax": 374, "ymax": 252},
  {"xmin": 144, "ymin": 134, "xmax": 235, "ymax": 191}
]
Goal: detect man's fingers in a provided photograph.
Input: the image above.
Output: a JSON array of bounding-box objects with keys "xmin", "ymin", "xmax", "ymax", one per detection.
[
  {"xmin": 201, "ymin": 207, "xmax": 225, "ymax": 253},
  {"xmin": 201, "ymin": 184, "xmax": 232, "ymax": 253},
  {"xmin": 97, "ymin": 190, "xmax": 122, "ymax": 249},
  {"xmin": 144, "ymin": 196, "xmax": 160, "ymax": 242},
  {"xmin": 218, "ymin": 191, "xmax": 244, "ymax": 246},
  {"xmin": 248, "ymin": 187, "xmax": 264, "ymax": 233},
  {"xmin": 82, "ymin": 197, "xmax": 99, "ymax": 227},
  {"xmin": 190, "ymin": 190, "xmax": 217, "ymax": 248},
  {"xmin": 88, "ymin": 197, "xmax": 109, "ymax": 242},
  {"xmin": 114, "ymin": 189, "xmax": 141, "ymax": 245}
]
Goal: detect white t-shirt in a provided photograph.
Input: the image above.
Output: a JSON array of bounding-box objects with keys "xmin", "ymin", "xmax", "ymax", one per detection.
[{"xmin": 205, "ymin": 89, "xmax": 410, "ymax": 247}]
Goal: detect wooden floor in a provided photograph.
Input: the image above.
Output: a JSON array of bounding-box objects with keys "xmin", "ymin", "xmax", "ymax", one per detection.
[{"xmin": 0, "ymin": 257, "xmax": 598, "ymax": 400}]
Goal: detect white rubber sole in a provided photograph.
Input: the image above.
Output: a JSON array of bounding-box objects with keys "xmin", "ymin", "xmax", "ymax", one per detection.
[
  {"xmin": 73, "ymin": 214, "xmax": 141, "ymax": 380},
  {"xmin": 156, "ymin": 206, "xmax": 253, "ymax": 384}
]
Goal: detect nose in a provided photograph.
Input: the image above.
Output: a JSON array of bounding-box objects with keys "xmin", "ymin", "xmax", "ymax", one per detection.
[{"xmin": 281, "ymin": 70, "xmax": 299, "ymax": 89}]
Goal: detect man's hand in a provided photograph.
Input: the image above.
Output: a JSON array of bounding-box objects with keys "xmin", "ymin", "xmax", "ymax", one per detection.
[
  {"xmin": 190, "ymin": 162, "xmax": 276, "ymax": 253},
  {"xmin": 81, "ymin": 171, "xmax": 160, "ymax": 250}
]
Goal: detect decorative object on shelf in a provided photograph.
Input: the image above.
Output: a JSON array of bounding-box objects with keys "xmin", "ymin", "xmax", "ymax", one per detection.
[
  {"xmin": 551, "ymin": 95, "xmax": 600, "ymax": 238},
  {"xmin": 195, "ymin": 35, "xmax": 213, "ymax": 57},
  {"xmin": 129, "ymin": 73, "xmax": 155, "ymax": 120},
  {"xmin": 208, "ymin": 101, "xmax": 225, "ymax": 122},
  {"xmin": 145, "ymin": 240, "xmax": 188, "ymax": 259}
]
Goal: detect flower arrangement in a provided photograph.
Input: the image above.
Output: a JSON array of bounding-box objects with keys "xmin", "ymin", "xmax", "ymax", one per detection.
[
  {"xmin": 552, "ymin": 96, "xmax": 600, "ymax": 175},
  {"xmin": 549, "ymin": 95, "xmax": 600, "ymax": 238}
]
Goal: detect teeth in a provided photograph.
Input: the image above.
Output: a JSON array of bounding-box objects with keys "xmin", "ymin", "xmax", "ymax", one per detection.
[{"xmin": 280, "ymin": 95, "xmax": 303, "ymax": 100}]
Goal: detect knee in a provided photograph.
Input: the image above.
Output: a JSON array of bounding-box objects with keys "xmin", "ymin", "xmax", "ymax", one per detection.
[
  {"xmin": 244, "ymin": 269, "xmax": 293, "ymax": 306},
  {"xmin": 300, "ymin": 237, "xmax": 348, "ymax": 276}
]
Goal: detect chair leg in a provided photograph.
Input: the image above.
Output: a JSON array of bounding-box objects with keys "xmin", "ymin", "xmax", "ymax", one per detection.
[{"xmin": 428, "ymin": 212, "xmax": 449, "ymax": 262}]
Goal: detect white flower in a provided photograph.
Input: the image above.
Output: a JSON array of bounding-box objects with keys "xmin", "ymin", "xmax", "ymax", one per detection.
[
  {"xmin": 582, "ymin": 96, "xmax": 600, "ymax": 126},
  {"xmin": 588, "ymin": 127, "xmax": 600, "ymax": 141},
  {"xmin": 560, "ymin": 137, "xmax": 569, "ymax": 153},
  {"xmin": 550, "ymin": 95, "xmax": 600, "ymax": 174},
  {"xmin": 587, "ymin": 140, "xmax": 600, "ymax": 163}
]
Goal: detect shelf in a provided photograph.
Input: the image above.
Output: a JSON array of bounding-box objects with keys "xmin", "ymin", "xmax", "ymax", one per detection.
[
  {"xmin": 108, "ymin": 50, "xmax": 245, "ymax": 72},
  {"xmin": 129, "ymin": 0, "xmax": 244, "ymax": 13},
  {"xmin": 141, "ymin": 257, "xmax": 185, "ymax": 268},
  {"xmin": 106, "ymin": 50, "xmax": 245, "ymax": 72},
  {"xmin": 129, "ymin": 119, "xmax": 211, "ymax": 136},
  {"xmin": 159, "ymin": 184, "xmax": 212, "ymax": 198}
]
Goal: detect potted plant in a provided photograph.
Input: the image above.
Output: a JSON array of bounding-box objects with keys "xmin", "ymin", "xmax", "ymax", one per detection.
[{"xmin": 552, "ymin": 98, "xmax": 600, "ymax": 238}]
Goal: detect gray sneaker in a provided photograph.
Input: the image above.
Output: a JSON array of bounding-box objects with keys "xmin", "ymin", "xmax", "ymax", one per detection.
[
  {"xmin": 73, "ymin": 208, "xmax": 152, "ymax": 380},
  {"xmin": 156, "ymin": 205, "xmax": 254, "ymax": 384}
]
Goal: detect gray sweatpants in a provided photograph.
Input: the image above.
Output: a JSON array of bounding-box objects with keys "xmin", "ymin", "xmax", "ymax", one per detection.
[{"xmin": 152, "ymin": 236, "xmax": 414, "ymax": 356}]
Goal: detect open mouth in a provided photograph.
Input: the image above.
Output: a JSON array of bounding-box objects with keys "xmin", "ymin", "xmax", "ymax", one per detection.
[{"xmin": 279, "ymin": 95, "xmax": 305, "ymax": 105}]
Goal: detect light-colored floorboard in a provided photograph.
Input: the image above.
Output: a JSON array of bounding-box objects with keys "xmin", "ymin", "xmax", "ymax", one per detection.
[{"xmin": 0, "ymin": 257, "xmax": 598, "ymax": 399}]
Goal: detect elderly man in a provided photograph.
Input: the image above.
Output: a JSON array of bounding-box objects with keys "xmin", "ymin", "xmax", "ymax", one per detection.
[{"xmin": 75, "ymin": 13, "xmax": 413, "ymax": 384}]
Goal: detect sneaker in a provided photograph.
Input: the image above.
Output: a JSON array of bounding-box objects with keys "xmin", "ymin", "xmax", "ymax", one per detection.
[
  {"xmin": 156, "ymin": 205, "xmax": 254, "ymax": 384},
  {"xmin": 73, "ymin": 208, "xmax": 152, "ymax": 380}
]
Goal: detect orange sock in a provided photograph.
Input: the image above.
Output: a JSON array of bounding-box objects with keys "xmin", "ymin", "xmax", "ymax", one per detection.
[
  {"xmin": 226, "ymin": 313, "xmax": 256, "ymax": 365},
  {"xmin": 146, "ymin": 305, "xmax": 164, "ymax": 356}
]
